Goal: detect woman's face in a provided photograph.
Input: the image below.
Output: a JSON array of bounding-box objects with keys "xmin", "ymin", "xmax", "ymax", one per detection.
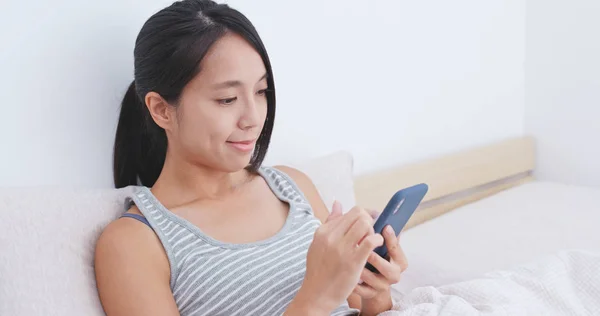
[{"xmin": 168, "ymin": 32, "xmax": 269, "ymax": 172}]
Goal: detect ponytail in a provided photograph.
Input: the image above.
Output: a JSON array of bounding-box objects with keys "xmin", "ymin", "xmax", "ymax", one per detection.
[{"xmin": 113, "ymin": 81, "xmax": 167, "ymax": 188}]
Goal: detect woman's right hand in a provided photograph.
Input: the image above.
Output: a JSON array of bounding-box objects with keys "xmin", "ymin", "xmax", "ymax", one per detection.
[{"xmin": 286, "ymin": 201, "xmax": 384, "ymax": 315}]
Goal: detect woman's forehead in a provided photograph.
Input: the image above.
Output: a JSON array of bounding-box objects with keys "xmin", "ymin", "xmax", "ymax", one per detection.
[{"xmin": 195, "ymin": 32, "xmax": 267, "ymax": 87}]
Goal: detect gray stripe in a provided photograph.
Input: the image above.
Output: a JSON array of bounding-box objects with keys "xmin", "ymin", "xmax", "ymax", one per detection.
[
  {"xmin": 190, "ymin": 234, "xmax": 315, "ymax": 314},
  {"xmin": 177, "ymin": 225, "xmax": 317, "ymax": 311}
]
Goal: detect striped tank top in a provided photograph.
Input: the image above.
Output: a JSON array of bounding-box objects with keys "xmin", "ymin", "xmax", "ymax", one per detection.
[{"xmin": 125, "ymin": 166, "xmax": 360, "ymax": 316}]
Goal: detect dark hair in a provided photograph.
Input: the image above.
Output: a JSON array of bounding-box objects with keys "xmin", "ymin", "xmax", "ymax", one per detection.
[{"xmin": 113, "ymin": 0, "xmax": 276, "ymax": 188}]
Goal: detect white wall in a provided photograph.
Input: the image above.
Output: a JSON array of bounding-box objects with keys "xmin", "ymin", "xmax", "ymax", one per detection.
[
  {"xmin": 0, "ymin": 0, "xmax": 174, "ymax": 188},
  {"xmin": 525, "ymin": 0, "xmax": 600, "ymax": 186},
  {"xmin": 0, "ymin": 0, "xmax": 525, "ymax": 188}
]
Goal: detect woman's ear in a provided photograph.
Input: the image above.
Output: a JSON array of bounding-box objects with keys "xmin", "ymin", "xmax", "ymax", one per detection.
[{"xmin": 145, "ymin": 91, "xmax": 176, "ymax": 131}]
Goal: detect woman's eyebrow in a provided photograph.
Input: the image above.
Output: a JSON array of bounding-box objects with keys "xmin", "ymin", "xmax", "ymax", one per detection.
[
  {"xmin": 212, "ymin": 80, "xmax": 243, "ymax": 89},
  {"xmin": 212, "ymin": 73, "xmax": 268, "ymax": 90},
  {"xmin": 257, "ymin": 73, "xmax": 268, "ymax": 83}
]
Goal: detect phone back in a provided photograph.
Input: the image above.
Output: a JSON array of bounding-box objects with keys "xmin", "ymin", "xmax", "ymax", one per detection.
[{"xmin": 371, "ymin": 183, "xmax": 428, "ymax": 261}]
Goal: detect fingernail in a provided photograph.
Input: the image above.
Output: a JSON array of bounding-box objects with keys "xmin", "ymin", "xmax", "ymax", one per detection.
[
  {"xmin": 386, "ymin": 226, "xmax": 395, "ymax": 235},
  {"xmin": 331, "ymin": 200, "xmax": 340, "ymax": 211}
]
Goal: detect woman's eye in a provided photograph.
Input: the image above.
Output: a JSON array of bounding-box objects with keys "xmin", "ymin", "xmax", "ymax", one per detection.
[
  {"xmin": 218, "ymin": 97, "xmax": 237, "ymax": 105},
  {"xmin": 257, "ymin": 89, "xmax": 269, "ymax": 96}
]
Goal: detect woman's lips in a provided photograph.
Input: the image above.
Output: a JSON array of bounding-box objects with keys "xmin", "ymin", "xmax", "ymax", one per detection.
[{"xmin": 226, "ymin": 139, "xmax": 256, "ymax": 153}]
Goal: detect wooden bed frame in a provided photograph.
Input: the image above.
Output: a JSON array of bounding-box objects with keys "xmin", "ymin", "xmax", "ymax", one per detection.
[{"xmin": 353, "ymin": 136, "xmax": 536, "ymax": 230}]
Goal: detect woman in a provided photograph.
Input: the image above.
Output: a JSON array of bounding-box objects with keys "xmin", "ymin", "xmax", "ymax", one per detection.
[{"xmin": 94, "ymin": 1, "xmax": 407, "ymax": 315}]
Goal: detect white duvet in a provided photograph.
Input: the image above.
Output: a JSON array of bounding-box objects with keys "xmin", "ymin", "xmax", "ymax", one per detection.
[{"xmin": 380, "ymin": 250, "xmax": 600, "ymax": 316}]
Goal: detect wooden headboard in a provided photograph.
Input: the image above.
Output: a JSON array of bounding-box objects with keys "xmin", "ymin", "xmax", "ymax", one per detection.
[{"xmin": 354, "ymin": 137, "xmax": 536, "ymax": 230}]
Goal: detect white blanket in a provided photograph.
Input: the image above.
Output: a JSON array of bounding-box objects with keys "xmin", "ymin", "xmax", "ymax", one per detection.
[{"xmin": 380, "ymin": 250, "xmax": 600, "ymax": 316}]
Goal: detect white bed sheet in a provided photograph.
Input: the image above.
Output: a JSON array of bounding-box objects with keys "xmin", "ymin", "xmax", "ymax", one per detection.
[{"xmin": 393, "ymin": 181, "xmax": 600, "ymax": 295}]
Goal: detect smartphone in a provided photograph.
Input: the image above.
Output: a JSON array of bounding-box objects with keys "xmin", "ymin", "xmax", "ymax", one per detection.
[{"xmin": 365, "ymin": 183, "xmax": 429, "ymax": 273}]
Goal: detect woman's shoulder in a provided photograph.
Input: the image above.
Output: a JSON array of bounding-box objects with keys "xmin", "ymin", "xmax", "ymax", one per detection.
[
  {"xmin": 271, "ymin": 165, "xmax": 308, "ymax": 183},
  {"xmin": 99, "ymin": 202, "xmax": 146, "ymax": 241},
  {"xmin": 268, "ymin": 165, "xmax": 315, "ymax": 195},
  {"xmin": 95, "ymin": 204, "xmax": 170, "ymax": 277},
  {"xmin": 271, "ymin": 165, "xmax": 329, "ymax": 223},
  {"xmin": 96, "ymin": 208, "xmax": 160, "ymax": 254},
  {"xmin": 95, "ymin": 207, "xmax": 176, "ymax": 314}
]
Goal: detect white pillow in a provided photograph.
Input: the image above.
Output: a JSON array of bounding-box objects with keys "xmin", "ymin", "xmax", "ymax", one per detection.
[
  {"xmin": 0, "ymin": 187, "xmax": 131, "ymax": 316},
  {"xmin": 293, "ymin": 150, "xmax": 356, "ymax": 213}
]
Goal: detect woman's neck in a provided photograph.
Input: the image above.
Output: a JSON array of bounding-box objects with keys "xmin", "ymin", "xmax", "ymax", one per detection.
[{"xmin": 149, "ymin": 152, "xmax": 250, "ymax": 209}]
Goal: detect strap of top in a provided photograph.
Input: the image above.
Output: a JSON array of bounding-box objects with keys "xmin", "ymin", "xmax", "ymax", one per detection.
[
  {"xmin": 259, "ymin": 167, "xmax": 310, "ymax": 207},
  {"xmin": 120, "ymin": 213, "xmax": 151, "ymax": 228}
]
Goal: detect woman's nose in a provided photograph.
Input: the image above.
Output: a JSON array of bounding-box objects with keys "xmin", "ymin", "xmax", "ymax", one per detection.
[{"xmin": 239, "ymin": 98, "xmax": 260, "ymax": 130}]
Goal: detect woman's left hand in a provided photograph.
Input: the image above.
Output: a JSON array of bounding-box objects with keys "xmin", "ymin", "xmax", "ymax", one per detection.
[{"xmin": 353, "ymin": 212, "xmax": 408, "ymax": 315}]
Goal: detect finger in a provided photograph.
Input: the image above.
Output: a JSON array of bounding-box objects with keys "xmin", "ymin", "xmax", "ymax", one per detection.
[
  {"xmin": 345, "ymin": 216, "xmax": 374, "ymax": 247},
  {"xmin": 367, "ymin": 252, "xmax": 402, "ymax": 284},
  {"xmin": 352, "ymin": 283, "xmax": 379, "ymax": 299},
  {"xmin": 326, "ymin": 205, "xmax": 364, "ymax": 241},
  {"xmin": 383, "ymin": 225, "xmax": 399, "ymax": 259},
  {"xmin": 384, "ymin": 226, "xmax": 408, "ymax": 271},
  {"xmin": 360, "ymin": 267, "xmax": 390, "ymax": 292},
  {"xmin": 366, "ymin": 208, "xmax": 380, "ymax": 220},
  {"xmin": 357, "ymin": 233, "xmax": 384, "ymax": 259},
  {"xmin": 326, "ymin": 200, "xmax": 343, "ymax": 223},
  {"xmin": 333, "ymin": 207, "xmax": 369, "ymax": 235}
]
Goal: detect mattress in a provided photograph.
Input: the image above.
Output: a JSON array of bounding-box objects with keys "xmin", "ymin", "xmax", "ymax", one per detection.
[{"xmin": 392, "ymin": 181, "xmax": 600, "ymax": 295}]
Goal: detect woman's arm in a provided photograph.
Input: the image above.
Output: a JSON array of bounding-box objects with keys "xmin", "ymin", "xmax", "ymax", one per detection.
[
  {"xmin": 274, "ymin": 166, "xmax": 363, "ymax": 311},
  {"xmin": 94, "ymin": 214, "xmax": 180, "ymax": 316}
]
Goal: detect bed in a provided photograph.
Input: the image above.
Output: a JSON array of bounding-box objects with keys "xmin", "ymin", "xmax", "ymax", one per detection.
[
  {"xmin": 352, "ymin": 137, "xmax": 600, "ymax": 296},
  {"xmin": 1, "ymin": 136, "xmax": 598, "ymax": 315}
]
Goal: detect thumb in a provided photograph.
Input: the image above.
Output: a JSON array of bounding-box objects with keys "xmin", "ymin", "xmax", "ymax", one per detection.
[{"xmin": 326, "ymin": 200, "xmax": 343, "ymax": 222}]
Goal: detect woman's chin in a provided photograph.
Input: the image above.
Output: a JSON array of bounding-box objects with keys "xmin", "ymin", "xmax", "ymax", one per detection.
[{"xmin": 221, "ymin": 155, "xmax": 254, "ymax": 172}]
